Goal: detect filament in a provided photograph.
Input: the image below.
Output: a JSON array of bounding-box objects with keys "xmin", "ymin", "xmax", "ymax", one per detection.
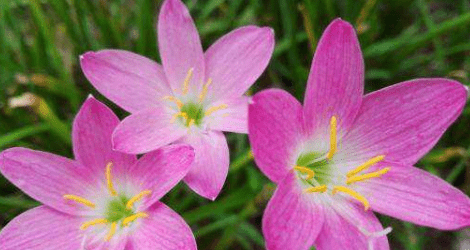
[
  {"xmin": 205, "ymin": 104, "xmax": 228, "ymax": 117},
  {"xmin": 106, "ymin": 162, "xmax": 118, "ymax": 196},
  {"xmin": 80, "ymin": 218, "xmax": 108, "ymax": 230},
  {"xmin": 126, "ymin": 190, "xmax": 152, "ymax": 210},
  {"xmin": 346, "ymin": 167, "xmax": 391, "ymax": 185},
  {"xmin": 332, "ymin": 186, "xmax": 370, "ymax": 210},
  {"xmin": 63, "ymin": 195, "xmax": 95, "ymax": 208},
  {"xmin": 325, "ymin": 116, "xmax": 337, "ymax": 160},
  {"xmin": 346, "ymin": 155, "xmax": 385, "ymax": 178},
  {"xmin": 122, "ymin": 212, "xmax": 149, "ymax": 227}
]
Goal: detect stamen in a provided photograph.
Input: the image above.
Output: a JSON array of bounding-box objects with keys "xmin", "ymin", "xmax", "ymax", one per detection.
[
  {"xmin": 63, "ymin": 195, "xmax": 95, "ymax": 208},
  {"xmin": 162, "ymin": 96, "xmax": 183, "ymax": 109},
  {"xmin": 198, "ymin": 78, "xmax": 212, "ymax": 102},
  {"xmin": 80, "ymin": 218, "xmax": 108, "ymax": 230},
  {"xmin": 346, "ymin": 167, "xmax": 391, "ymax": 185},
  {"xmin": 346, "ymin": 155, "xmax": 385, "ymax": 178},
  {"xmin": 205, "ymin": 104, "xmax": 228, "ymax": 117},
  {"xmin": 106, "ymin": 162, "xmax": 118, "ymax": 196},
  {"xmin": 122, "ymin": 212, "xmax": 149, "ymax": 227},
  {"xmin": 105, "ymin": 222, "xmax": 117, "ymax": 241},
  {"xmin": 325, "ymin": 116, "xmax": 337, "ymax": 160},
  {"xmin": 170, "ymin": 112, "xmax": 188, "ymax": 123},
  {"xmin": 182, "ymin": 68, "xmax": 194, "ymax": 95},
  {"xmin": 187, "ymin": 119, "xmax": 195, "ymax": 127},
  {"xmin": 126, "ymin": 190, "xmax": 152, "ymax": 210},
  {"xmin": 332, "ymin": 186, "xmax": 370, "ymax": 210},
  {"xmin": 304, "ymin": 185, "xmax": 327, "ymax": 193},
  {"xmin": 294, "ymin": 166, "xmax": 315, "ymax": 180}
]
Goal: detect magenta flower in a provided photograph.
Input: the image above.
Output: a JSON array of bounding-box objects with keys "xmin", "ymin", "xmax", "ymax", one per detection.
[
  {"xmin": 0, "ymin": 97, "xmax": 197, "ymax": 250},
  {"xmin": 79, "ymin": 0, "xmax": 274, "ymax": 200},
  {"xmin": 248, "ymin": 19, "xmax": 470, "ymax": 250}
]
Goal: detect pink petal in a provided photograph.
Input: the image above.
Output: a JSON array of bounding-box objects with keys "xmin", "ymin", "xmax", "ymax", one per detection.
[
  {"xmin": 205, "ymin": 96, "xmax": 250, "ymax": 134},
  {"xmin": 112, "ymin": 106, "xmax": 187, "ymax": 154},
  {"xmin": 355, "ymin": 161, "xmax": 470, "ymax": 230},
  {"xmin": 128, "ymin": 202, "xmax": 197, "ymax": 250},
  {"xmin": 315, "ymin": 200, "xmax": 389, "ymax": 250},
  {"xmin": 248, "ymin": 89, "xmax": 303, "ymax": 183},
  {"xmin": 80, "ymin": 50, "xmax": 171, "ymax": 113},
  {"xmin": 262, "ymin": 173, "xmax": 324, "ymax": 250},
  {"xmin": 182, "ymin": 130, "xmax": 229, "ymax": 200},
  {"xmin": 303, "ymin": 18, "xmax": 364, "ymax": 138},
  {"xmin": 0, "ymin": 206, "xmax": 83, "ymax": 250},
  {"xmin": 204, "ymin": 26, "xmax": 275, "ymax": 101},
  {"xmin": 158, "ymin": 0, "xmax": 204, "ymax": 92},
  {"xmin": 342, "ymin": 78, "xmax": 467, "ymax": 165},
  {"xmin": 0, "ymin": 148, "xmax": 97, "ymax": 216},
  {"xmin": 73, "ymin": 96, "xmax": 137, "ymax": 179},
  {"xmin": 129, "ymin": 144, "xmax": 194, "ymax": 210}
]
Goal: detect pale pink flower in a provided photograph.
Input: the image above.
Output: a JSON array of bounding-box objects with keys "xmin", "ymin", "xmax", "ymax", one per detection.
[
  {"xmin": 248, "ymin": 19, "xmax": 470, "ymax": 250},
  {"xmin": 0, "ymin": 97, "xmax": 197, "ymax": 250},
  {"xmin": 80, "ymin": 0, "xmax": 274, "ymax": 200}
]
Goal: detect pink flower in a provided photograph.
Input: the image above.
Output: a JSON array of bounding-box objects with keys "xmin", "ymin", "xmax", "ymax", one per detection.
[
  {"xmin": 79, "ymin": 0, "xmax": 274, "ymax": 200},
  {"xmin": 0, "ymin": 96, "xmax": 197, "ymax": 250},
  {"xmin": 248, "ymin": 19, "xmax": 470, "ymax": 250}
]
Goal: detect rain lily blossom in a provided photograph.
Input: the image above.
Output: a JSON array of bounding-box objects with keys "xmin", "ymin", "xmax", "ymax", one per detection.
[
  {"xmin": 248, "ymin": 19, "xmax": 470, "ymax": 250},
  {"xmin": 80, "ymin": 0, "xmax": 275, "ymax": 200},
  {"xmin": 0, "ymin": 96, "xmax": 197, "ymax": 250}
]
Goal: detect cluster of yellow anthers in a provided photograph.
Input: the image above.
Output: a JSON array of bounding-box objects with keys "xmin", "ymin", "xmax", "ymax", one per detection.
[
  {"xmin": 63, "ymin": 163, "xmax": 152, "ymax": 241},
  {"xmin": 295, "ymin": 116, "xmax": 390, "ymax": 211},
  {"xmin": 162, "ymin": 68, "xmax": 228, "ymax": 127}
]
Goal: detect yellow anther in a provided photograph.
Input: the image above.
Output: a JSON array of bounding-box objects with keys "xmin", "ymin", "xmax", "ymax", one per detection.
[
  {"xmin": 205, "ymin": 104, "xmax": 228, "ymax": 117},
  {"xmin": 122, "ymin": 212, "xmax": 149, "ymax": 227},
  {"xmin": 346, "ymin": 167, "xmax": 391, "ymax": 185},
  {"xmin": 170, "ymin": 112, "xmax": 188, "ymax": 123},
  {"xmin": 105, "ymin": 222, "xmax": 117, "ymax": 241},
  {"xmin": 332, "ymin": 186, "xmax": 370, "ymax": 210},
  {"xmin": 304, "ymin": 185, "xmax": 327, "ymax": 193},
  {"xmin": 63, "ymin": 195, "xmax": 95, "ymax": 208},
  {"xmin": 198, "ymin": 78, "xmax": 212, "ymax": 102},
  {"xmin": 80, "ymin": 218, "xmax": 108, "ymax": 230},
  {"xmin": 294, "ymin": 166, "xmax": 315, "ymax": 180},
  {"xmin": 325, "ymin": 116, "xmax": 337, "ymax": 160},
  {"xmin": 126, "ymin": 190, "xmax": 152, "ymax": 210},
  {"xmin": 162, "ymin": 96, "xmax": 183, "ymax": 109},
  {"xmin": 188, "ymin": 119, "xmax": 195, "ymax": 127},
  {"xmin": 182, "ymin": 68, "xmax": 194, "ymax": 95},
  {"xmin": 346, "ymin": 155, "xmax": 385, "ymax": 178},
  {"xmin": 106, "ymin": 162, "xmax": 118, "ymax": 196}
]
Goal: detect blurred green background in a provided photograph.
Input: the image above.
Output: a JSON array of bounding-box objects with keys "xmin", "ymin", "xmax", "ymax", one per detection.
[{"xmin": 1, "ymin": 0, "xmax": 470, "ymax": 249}]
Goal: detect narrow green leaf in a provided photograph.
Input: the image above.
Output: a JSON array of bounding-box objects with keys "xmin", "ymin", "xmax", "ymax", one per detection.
[{"xmin": 0, "ymin": 123, "xmax": 50, "ymax": 149}]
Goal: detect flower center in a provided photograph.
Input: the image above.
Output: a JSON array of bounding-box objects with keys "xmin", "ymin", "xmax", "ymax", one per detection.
[
  {"xmin": 163, "ymin": 68, "xmax": 228, "ymax": 128},
  {"xmin": 63, "ymin": 163, "xmax": 151, "ymax": 241},
  {"xmin": 294, "ymin": 116, "xmax": 391, "ymax": 211}
]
